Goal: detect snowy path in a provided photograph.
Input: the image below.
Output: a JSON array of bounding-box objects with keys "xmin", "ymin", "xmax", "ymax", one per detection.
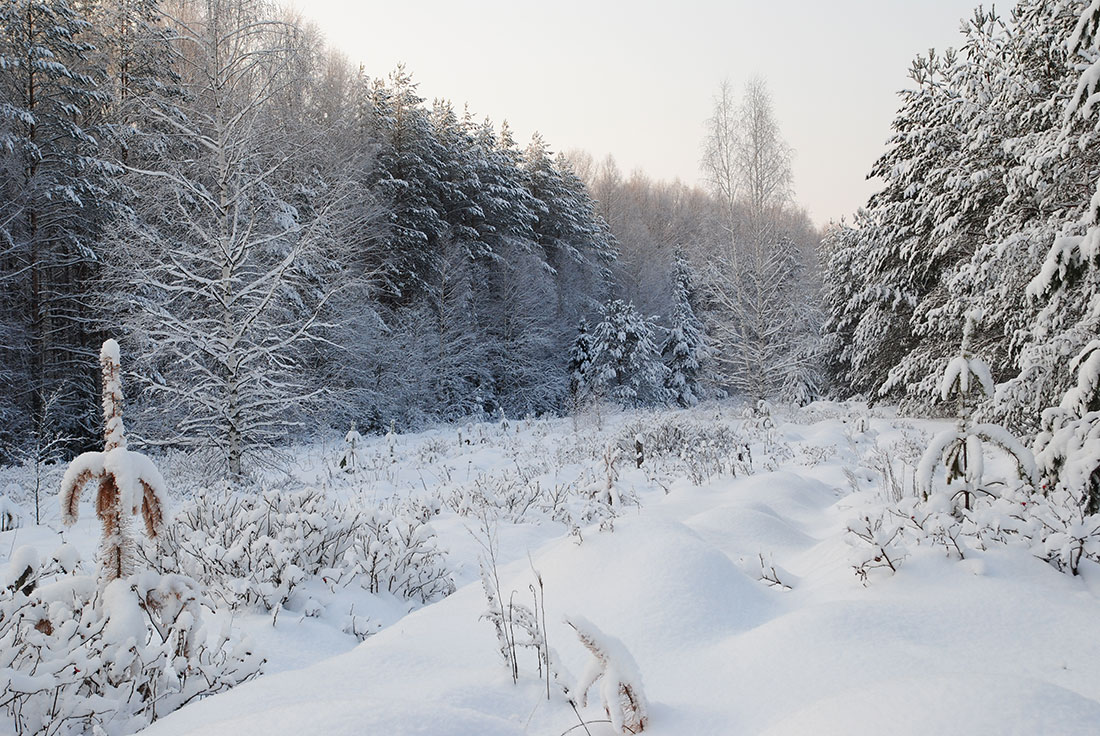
[{"xmin": 136, "ymin": 442, "xmax": 1100, "ymax": 736}]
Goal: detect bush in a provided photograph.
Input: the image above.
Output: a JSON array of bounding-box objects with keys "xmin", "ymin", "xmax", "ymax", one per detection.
[
  {"xmin": 0, "ymin": 547, "xmax": 260, "ymax": 736},
  {"xmin": 617, "ymin": 414, "xmax": 752, "ymax": 485},
  {"xmin": 146, "ymin": 487, "xmax": 455, "ymax": 611}
]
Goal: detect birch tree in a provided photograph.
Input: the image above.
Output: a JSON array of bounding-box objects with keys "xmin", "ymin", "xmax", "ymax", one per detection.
[{"xmin": 701, "ymin": 78, "xmax": 819, "ymax": 401}]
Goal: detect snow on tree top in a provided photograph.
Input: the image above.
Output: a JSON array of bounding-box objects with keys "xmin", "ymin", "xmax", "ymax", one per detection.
[
  {"xmin": 100, "ymin": 338, "xmax": 121, "ymax": 364},
  {"xmin": 940, "ymin": 355, "xmax": 994, "ymax": 401}
]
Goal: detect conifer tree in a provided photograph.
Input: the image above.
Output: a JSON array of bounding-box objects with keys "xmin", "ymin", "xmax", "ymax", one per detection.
[
  {"xmin": 360, "ymin": 66, "xmax": 447, "ymax": 304},
  {"xmin": 1028, "ymin": 0, "xmax": 1100, "ymax": 513},
  {"xmin": 589, "ymin": 300, "xmax": 667, "ymax": 407},
  {"xmin": 0, "ymin": 0, "xmax": 119, "ymax": 458},
  {"xmin": 569, "ymin": 316, "xmax": 596, "ymax": 401},
  {"xmin": 661, "ymin": 252, "xmax": 706, "ymax": 407}
]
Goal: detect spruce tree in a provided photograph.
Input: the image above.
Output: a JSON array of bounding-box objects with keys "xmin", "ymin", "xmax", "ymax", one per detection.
[
  {"xmin": 589, "ymin": 300, "xmax": 667, "ymax": 407},
  {"xmin": 569, "ymin": 316, "xmax": 596, "ymax": 401},
  {"xmin": 661, "ymin": 252, "xmax": 706, "ymax": 407},
  {"xmin": 0, "ymin": 0, "xmax": 119, "ymax": 460}
]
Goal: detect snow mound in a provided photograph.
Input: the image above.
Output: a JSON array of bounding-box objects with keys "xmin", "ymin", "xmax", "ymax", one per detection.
[
  {"xmin": 685, "ymin": 504, "xmax": 816, "ymax": 557},
  {"xmin": 759, "ymin": 674, "xmax": 1100, "ymax": 736},
  {"xmin": 538, "ymin": 516, "xmax": 774, "ymax": 648}
]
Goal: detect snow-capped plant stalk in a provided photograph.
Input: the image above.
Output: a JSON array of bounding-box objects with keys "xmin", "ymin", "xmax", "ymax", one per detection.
[
  {"xmin": 564, "ymin": 615, "xmax": 649, "ymax": 734},
  {"xmin": 60, "ymin": 340, "xmax": 168, "ymax": 583}
]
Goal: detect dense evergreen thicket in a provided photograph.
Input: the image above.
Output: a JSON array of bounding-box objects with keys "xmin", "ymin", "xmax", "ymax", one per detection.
[
  {"xmin": 823, "ymin": 0, "xmax": 1100, "ymax": 507},
  {"xmin": 824, "ymin": 1, "xmax": 1099, "ymax": 430}
]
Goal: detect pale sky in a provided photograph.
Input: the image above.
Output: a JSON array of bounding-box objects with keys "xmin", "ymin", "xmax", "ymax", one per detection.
[{"xmin": 290, "ymin": 0, "xmax": 980, "ymax": 226}]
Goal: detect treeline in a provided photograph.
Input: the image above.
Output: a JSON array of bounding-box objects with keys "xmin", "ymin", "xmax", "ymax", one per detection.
[
  {"xmin": 822, "ymin": 0, "xmax": 1100, "ymax": 446},
  {"xmin": 572, "ymin": 81, "xmax": 824, "ymax": 406},
  {"xmin": 0, "ymin": 0, "xmax": 618, "ymax": 473},
  {"xmin": 0, "ymin": 0, "xmax": 827, "ymax": 476}
]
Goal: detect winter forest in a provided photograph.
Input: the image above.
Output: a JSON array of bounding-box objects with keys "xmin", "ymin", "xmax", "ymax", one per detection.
[{"xmin": 2, "ymin": 0, "xmax": 1100, "ymax": 734}]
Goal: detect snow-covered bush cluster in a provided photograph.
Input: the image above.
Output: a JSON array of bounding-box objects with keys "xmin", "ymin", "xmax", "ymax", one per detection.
[
  {"xmin": 849, "ymin": 485, "xmax": 1100, "ymax": 580},
  {"xmin": 0, "ymin": 547, "xmax": 261, "ymax": 736},
  {"xmin": 618, "ymin": 413, "xmax": 753, "ymax": 485},
  {"xmin": 146, "ymin": 488, "xmax": 454, "ymax": 612},
  {"xmin": 0, "ymin": 492, "xmax": 22, "ymax": 532},
  {"xmin": 0, "ymin": 341, "xmax": 262, "ymax": 736}
]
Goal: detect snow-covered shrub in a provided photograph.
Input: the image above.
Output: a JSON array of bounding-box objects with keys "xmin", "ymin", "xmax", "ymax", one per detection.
[
  {"xmin": 0, "ymin": 340, "xmax": 261, "ymax": 735},
  {"xmin": 564, "ymin": 615, "xmax": 649, "ymax": 734},
  {"xmin": 866, "ymin": 434, "xmax": 924, "ymax": 504},
  {"xmin": 1008, "ymin": 490, "xmax": 1100, "ymax": 575},
  {"xmin": 617, "ymin": 413, "xmax": 751, "ymax": 485},
  {"xmin": 0, "ymin": 546, "xmax": 261, "ymax": 736},
  {"xmin": 474, "ymin": 515, "xmax": 540, "ymax": 684},
  {"xmin": 849, "ymin": 480, "xmax": 1100, "ymax": 579},
  {"xmin": 148, "ymin": 488, "xmax": 454, "ymax": 611},
  {"xmin": 846, "ymin": 511, "xmax": 906, "ymax": 582},
  {"xmin": 753, "ymin": 552, "xmax": 792, "ymax": 589},
  {"xmin": 0, "ymin": 492, "xmax": 22, "ymax": 532},
  {"xmin": 445, "ymin": 473, "xmax": 544, "ymax": 523}
]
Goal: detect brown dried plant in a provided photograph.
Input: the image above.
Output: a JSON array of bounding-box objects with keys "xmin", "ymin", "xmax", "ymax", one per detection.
[{"xmin": 60, "ymin": 340, "xmax": 167, "ymax": 582}]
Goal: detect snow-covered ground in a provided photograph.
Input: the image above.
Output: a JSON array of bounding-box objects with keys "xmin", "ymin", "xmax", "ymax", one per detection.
[{"xmin": 4, "ymin": 402, "xmax": 1100, "ymax": 735}]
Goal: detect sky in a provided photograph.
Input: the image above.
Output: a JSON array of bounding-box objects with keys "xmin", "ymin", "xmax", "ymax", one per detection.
[{"xmin": 288, "ymin": 0, "xmax": 982, "ymax": 226}]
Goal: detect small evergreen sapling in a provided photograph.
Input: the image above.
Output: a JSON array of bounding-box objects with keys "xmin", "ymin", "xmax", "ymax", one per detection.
[
  {"xmin": 589, "ymin": 300, "xmax": 668, "ymax": 407},
  {"xmin": 338, "ymin": 424, "xmax": 364, "ymax": 473},
  {"xmin": 917, "ymin": 315, "xmax": 1037, "ymax": 511},
  {"xmin": 569, "ymin": 316, "xmax": 596, "ymax": 402},
  {"xmin": 59, "ymin": 340, "xmax": 168, "ymax": 583}
]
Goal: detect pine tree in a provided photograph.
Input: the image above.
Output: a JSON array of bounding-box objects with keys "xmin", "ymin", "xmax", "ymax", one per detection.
[
  {"xmin": 917, "ymin": 314, "xmax": 1036, "ymax": 512},
  {"xmin": 569, "ymin": 316, "xmax": 595, "ymax": 401},
  {"xmin": 358, "ymin": 66, "xmax": 447, "ymax": 304},
  {"xmin": 1028, "ymin": 0, "xmax": 1100, "ymax": 513},
  {"xmin": 524, "ymin": 134, "xmax": 615, "ymax": 323}
]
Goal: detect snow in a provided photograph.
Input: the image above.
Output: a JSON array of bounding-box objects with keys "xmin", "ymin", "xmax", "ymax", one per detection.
[
  {"xmin": 105, "ymin": 448, "xmax": 168, "ymax": 517},
  {"xmin": 4, "ymin": 403, "xmax": 1100, "ymax": 735},
  {"xmin": 100, "ymin": 338, "xmax": 121, "ymax": 365},
  {"xmin": 565, "ymin": 614, "xmax": 649, "ymax": 733},
  {"xmin": 59, "ymin": 451, "xmax": 105, "ymax": 525},
  {"xmin": 60, "ymin": 447, "xmax": 168, "ymax": 527},
  {"xmin": 3, "ymin": 546, "xmax": 38, "ymax": 588},
  {"xmin": 941, "ymin": 356, "xmax": 968, "ymax": 400},
  {"xmin": 100, "ymin": 578, "xmax": 146, "ymax": 647}
]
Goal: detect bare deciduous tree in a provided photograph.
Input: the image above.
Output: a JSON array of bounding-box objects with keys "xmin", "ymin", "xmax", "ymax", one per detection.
[{"xmin": 702, "ymin": 78, "xmax": 821, "ymax": 402}]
